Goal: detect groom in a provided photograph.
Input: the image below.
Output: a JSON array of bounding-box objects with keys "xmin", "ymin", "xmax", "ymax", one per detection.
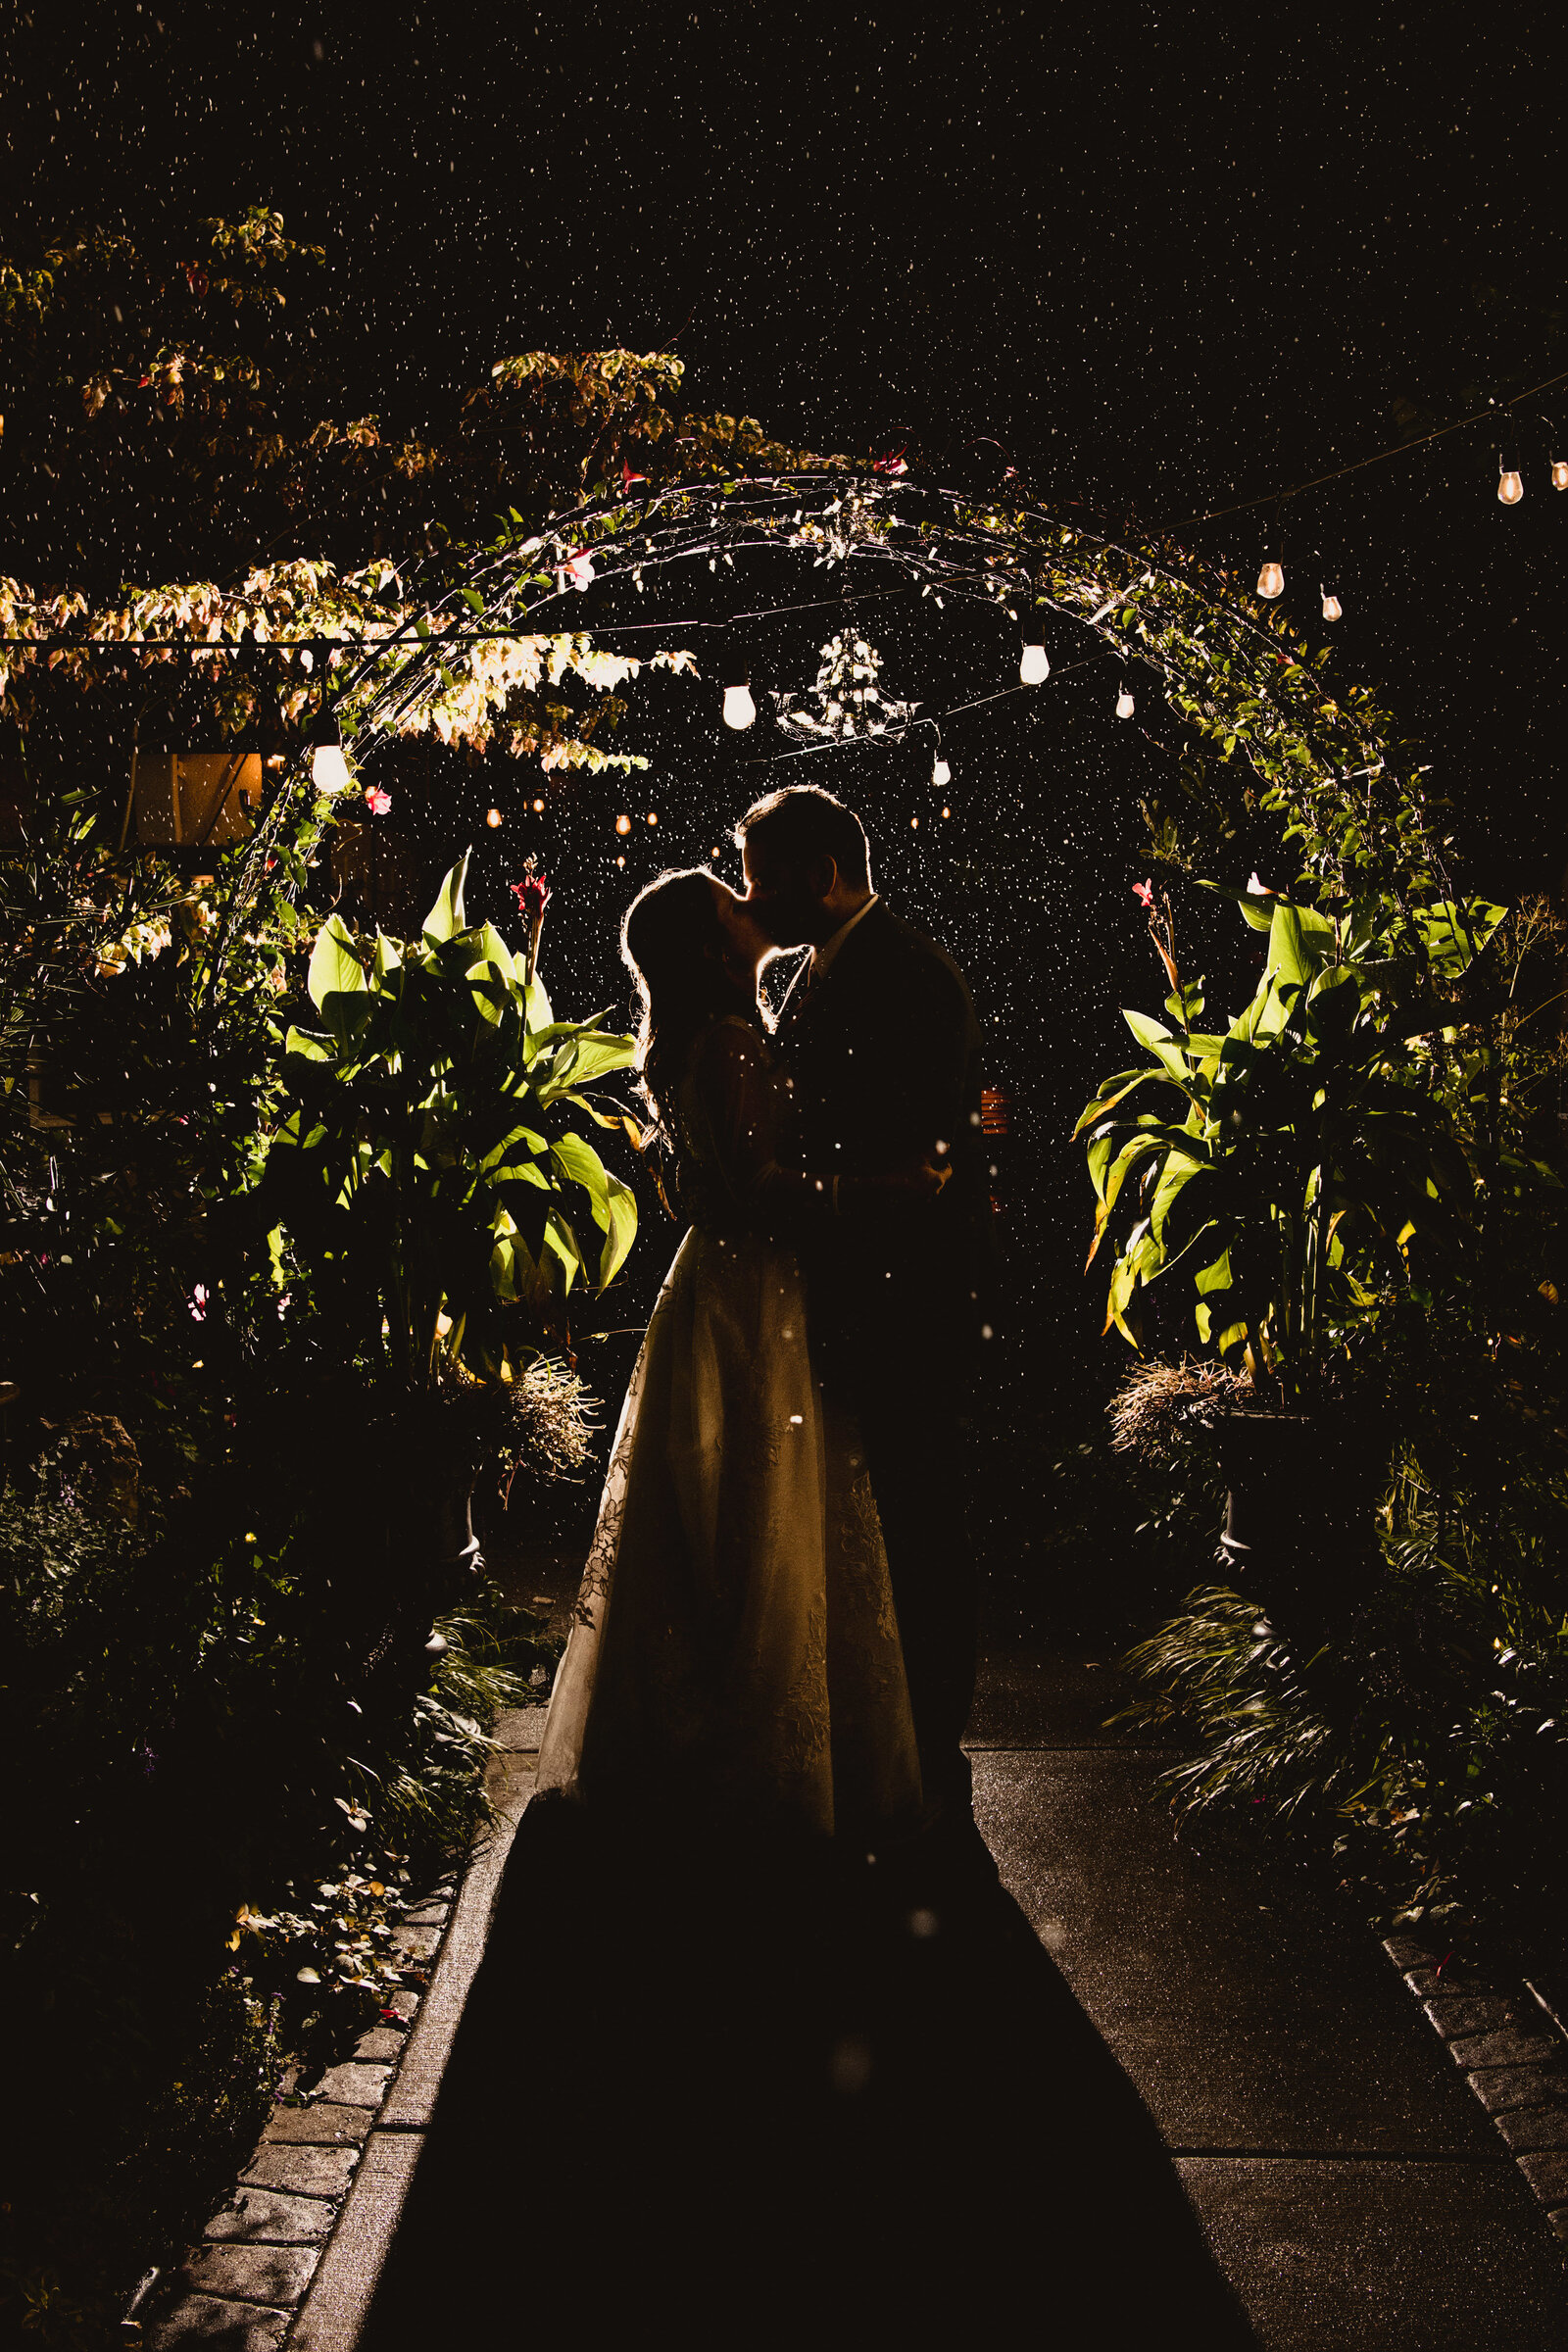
[{"xmin": 736, "ymin": 783, "xmax": 996, "ymax": 1829}]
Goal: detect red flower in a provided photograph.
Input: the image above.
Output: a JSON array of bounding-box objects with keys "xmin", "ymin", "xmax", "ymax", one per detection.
[
  {"xmin": 510, "ymin": 873, "xmax": 551, "ymax": 924},
  {"xmin": 1132, "ymin": 879, "xmax": 1154, "ymax": 909},
  {"xmin": 872, "ymin": 446, "xmax": 908, "ymax": 477},
  {"xmin": 619, "ymin": 459, "xmax": 647, "ymax": 493}
]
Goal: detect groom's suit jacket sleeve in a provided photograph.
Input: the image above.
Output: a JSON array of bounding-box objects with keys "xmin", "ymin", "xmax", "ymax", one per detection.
[{"xmin": 778, "ymin": 904, "xmax": 996, "ymax": 1379}]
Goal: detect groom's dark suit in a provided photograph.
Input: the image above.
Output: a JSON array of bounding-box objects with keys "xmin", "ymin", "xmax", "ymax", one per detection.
[{"xmin": 774, "ymin": 900, "xmax": 995, "ymax": 1812}]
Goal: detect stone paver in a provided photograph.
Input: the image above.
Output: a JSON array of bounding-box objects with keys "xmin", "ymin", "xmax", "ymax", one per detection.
[
  {"xmin": 1470, "ymin": 2062, "xmax": 1568, "ymax": 2115},
  {"xmin": 202, "ymin": 2187, "xmax": 335, "ymax": 2244},
  {"xmin": 1450, "ymin": 2025, "xmax": 1561, "ymax": 2072},
  {"xmin": 1423, "ymin": 1989, "xmax": 1513, "ymax": 2038},
  {"xmin": 351, "ymin": 2028, "xmax": 406, "ymax": 2064},
  {"xmin": 312, "ymin": 2061, "xmax": 393, "ymax": 2106},
  {"xmin": 239, "ymin": 2143, "xmax": 361, "ymax": 2199},
  {"xmin": 180, "ymin": 2242, "xmax": 319, "ymax": 2306},
  {"xmin": 258, "ymin": 2100, "xmax": 375, "ymax": 2146},
  {"xmin": 146, "ymin": 2295, "xmax": 290, "ymax": 2349}
]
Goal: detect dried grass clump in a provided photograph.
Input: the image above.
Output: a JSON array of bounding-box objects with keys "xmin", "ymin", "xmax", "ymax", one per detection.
[
  {"xmin": 1108, "ymin": 1355, "xmax": 1249, "ymax": 1462},
  {"xmin": 499, "ymin": 1355, "xmax": 599, "ymax": 1486}
]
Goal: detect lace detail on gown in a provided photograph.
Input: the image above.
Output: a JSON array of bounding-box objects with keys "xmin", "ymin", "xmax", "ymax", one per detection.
[{"xmin": 535, "ymin": 1016, "xmax": 920, "ymax": 1838}]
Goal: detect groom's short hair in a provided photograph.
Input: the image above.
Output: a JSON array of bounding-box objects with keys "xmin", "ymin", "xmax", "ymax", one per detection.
[{"xmin": 735, "ymin": 785, "xmax": 871, "ymax": 889}]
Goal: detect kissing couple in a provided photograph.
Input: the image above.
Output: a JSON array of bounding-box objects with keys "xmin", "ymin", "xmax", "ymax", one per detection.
[{"xmin": 536, "ymin": 783, "xmax": 996, "ymax": 1863}]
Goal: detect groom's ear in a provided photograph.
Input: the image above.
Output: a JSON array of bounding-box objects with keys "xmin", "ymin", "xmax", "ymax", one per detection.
[{"xmin": 806, "ymin": 854, "xmax": 838, "ymax": 901}]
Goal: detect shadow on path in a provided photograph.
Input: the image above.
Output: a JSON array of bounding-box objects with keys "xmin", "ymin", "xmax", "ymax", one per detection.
[{"xmin": 362, "ymin": 1801, "xmax": 1258, "ymax": 2344}]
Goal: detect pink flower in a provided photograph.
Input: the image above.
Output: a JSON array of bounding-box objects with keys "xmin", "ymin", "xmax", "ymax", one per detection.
[
  {"xmin": 364, "ymin": 785, "xmax": 392, "ymax": 816},
  {"xmin": 1132, "ymin": 879, "xmax": 1154, "ymax": 909},
  {"xmin": 564, "ymin": 549, "xmax": 595, "ymax": 591},
  {"xmin": 190, "ymin": 1284, "xmax": 209, "ymax": 1321},
  {"xmin": 1247, "ymin": 871, "xmax": 1275, "ymax": 898}
]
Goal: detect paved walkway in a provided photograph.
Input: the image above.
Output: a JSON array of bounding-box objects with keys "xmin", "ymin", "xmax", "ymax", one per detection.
[
  {"xmin": 969, "ymin": 1638, "xmax": 1566, "ymax": 2346},
  {"xmin": 153, "ymin": 1545, "xmax": 1568, "ymax": 2348}
]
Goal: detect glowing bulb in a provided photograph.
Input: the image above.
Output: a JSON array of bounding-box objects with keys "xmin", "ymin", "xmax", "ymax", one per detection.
[
  {"xmin": 646, "ymin": 811, "xmax": 658, "ymax": 826},
  {"xmin": 1552, "ymin": 460, "xmax": 1568, "ymax": 491},
  {"xmin": 1498, "ymin": 466, "xmax": 1524, "ymax": 505},
  {"xmin": 910, "ymin": 815, "xmax": 920, "ymax": 829},
  {"xmin": 722, "ymin": 682, "xmax": 757, "ymax": 729},
  {"xmin": 1116, "ymin": 687, "xmax": 1135, "ymax": 719},
  {"xmin": 1019, "ymin": 641, "xmax": 1050, "ymax": 685},
  {"xmin": 615, "ymin": 813, "xmax": 631, "ymax": 835},
  {"xmin": 532, "ymin": 797, "xmax": 545, "ymax": 811},
  {"xmin": 941, "ymin": 806, "xmax": 952, "ymax": 819},
  {"xmin": 312, "ymin": 741, "xmax": 352, "ymax": 795},
  {"xmin": 1320, "ymin": 590, "xmax": 1342, "ymax": 622},
  {"xmin": 932, "ymin": 756, "xmax": 951, "ymax": 788},
  {"xmin": 485, "ymin": 807, "xmax": 503, "ymax": 828},
  {"xmin": 1256, "ymin": 560, "xmax": 1285, "ymax": 599}
]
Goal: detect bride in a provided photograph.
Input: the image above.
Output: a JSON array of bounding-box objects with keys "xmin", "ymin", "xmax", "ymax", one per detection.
[{"xmin": 535, "ymin": 866, "xmax": 943, "ymax": 1844}]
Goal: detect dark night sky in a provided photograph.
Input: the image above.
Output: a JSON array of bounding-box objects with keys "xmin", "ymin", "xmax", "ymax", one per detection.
[{"xmin": 5, "ymin": 1, "xmax": 1564, "ymax": 1382}]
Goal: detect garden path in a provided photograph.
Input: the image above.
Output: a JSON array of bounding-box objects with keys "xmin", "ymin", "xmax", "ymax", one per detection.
[{"xmin": 341, "ymin": 1546, "xmax": 1567, "ymax": 2349}]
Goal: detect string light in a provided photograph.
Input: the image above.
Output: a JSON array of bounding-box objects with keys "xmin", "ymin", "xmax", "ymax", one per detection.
[
  {"xmin": 485, "ymin": 807, "xmax": 503, "ymax": 828},
  {"xmin": 1497, "ymin": 455, "xmax": 1525, "ymax": 505},
  {"xmin": 1552, "ymin": 458, "xmax": 1568, "ymax": 491},
  {"xmin": 532, "ymin": 797, "xmax": 545, "ymax": 811},
  {"xmin": 646, "ymin": 811, "xmax": 658, "ymax": 826},
  {"xmin": 1256, "ymin": 552, "xmax": 1285, "ymax": 599},
  {"xmin": 1018, "ymin": 618, "xmax": 1050, "ymax": 684},
  {"xmin": 1116, "ymin": 685, "xmax": 1135, "ymax": 718},
  {"xmin": 1320, "ymin": 585, "xmax": 1343, "ymax": 622},
  {"xmin": 933, "ymin": 753, "xmax": 951, "ymax": 787},
  {"xmin": 615, "ymin": 813, "xmax": 631, "ymax": 835},
  {"xmin": 941, "ymin": 806, "xmax": 952, "ymax": 819},
  {"xmin": 308, "ymin": 706, "xmax": 351, "ymax": 795},
  {"xmin": 720, "ymin": 636, "xmax": 757, "ymax": 728}
]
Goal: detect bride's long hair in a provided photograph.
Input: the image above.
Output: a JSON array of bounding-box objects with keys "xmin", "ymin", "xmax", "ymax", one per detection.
[{"xmin": 621, "ymin": 868, "xmax": 759, "ymax": 1137}]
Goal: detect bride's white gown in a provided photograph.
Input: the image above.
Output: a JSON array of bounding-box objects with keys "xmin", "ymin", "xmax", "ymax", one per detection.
[{"xmin": 536, "ymin": 1015, "xmax": 922, "ymax": 1839}]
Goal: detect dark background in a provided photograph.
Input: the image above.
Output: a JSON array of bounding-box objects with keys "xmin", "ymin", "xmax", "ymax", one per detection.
[{"xmin": 4, "ymin": 0, "xmax": 1564, "ymax": 1396}]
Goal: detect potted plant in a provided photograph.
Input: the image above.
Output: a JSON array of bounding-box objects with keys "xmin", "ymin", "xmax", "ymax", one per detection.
[
  {"xmin": 1077, "ymin": 875, "xmax": 1510, "ymax": 1638},
  {"xmin": 258, "ymin": 852, "xmax": 639, "ymax": 1710}
]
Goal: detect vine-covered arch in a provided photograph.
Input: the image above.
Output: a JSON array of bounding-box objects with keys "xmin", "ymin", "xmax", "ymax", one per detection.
[{"xmin": 327, "ymin": 466, "xmax": 1442, "ymax": 929}]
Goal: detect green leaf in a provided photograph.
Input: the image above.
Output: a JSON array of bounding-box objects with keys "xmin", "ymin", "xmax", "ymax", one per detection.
[
  {"xmin": 599, "ymin": 1173, "xmax": 638, "ymax": 1286},
  {"xmin": 421, "ymin": 853, "xmax": 470, "ymax": 946},
  {"xmin": 548, "ymin": 1132, "xmax": 612, "ymax": 1229},
  {"xmin": 307, "ymin": 913, "xmax": 368, "ymax": 1011},
  {"xmin": 1265, "ymin": 899, "xmax": 1336, "ymax": 991}
]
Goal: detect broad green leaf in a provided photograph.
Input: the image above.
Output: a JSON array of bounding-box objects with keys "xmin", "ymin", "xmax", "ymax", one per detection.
[
  {"xmin": 283, "ymin": 1024, "xmax": 334, "ymax": 1063},
  {"xmin": 465, "ymin": 923, "xmax": 517, "ymax": 983},
  {"xmin": 307, "ymin": 913, "xmax": 368, "ymax": 1011},
  {"xmin": 549, "ymin": 1132, "xmax": 612, "ymax": 1227},
  {"xmin": 421, "ymin": 853, "xmax": 470, "ymax": 946},
  {"xmin": 599, "ymin": 1173, "xmax": 638, "ymax": 1286},
  {"xmin": 1266, "ymin": 899, "xmax": 1336, "ymax": 991}
]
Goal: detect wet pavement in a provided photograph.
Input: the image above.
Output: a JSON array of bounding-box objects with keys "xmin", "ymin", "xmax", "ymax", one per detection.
[{"xmin": 357, "ymin": 1526, "xmax": 1568, "ymax": 2347}]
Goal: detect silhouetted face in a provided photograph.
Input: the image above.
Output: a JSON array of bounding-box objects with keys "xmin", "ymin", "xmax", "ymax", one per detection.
[
  {"xmin": 740, "ymin": 839, "xmax": 838, "ymax": 949},
  {"xmin": 709, "ymin": 875, "xmax": 770, "ymax": 987}
]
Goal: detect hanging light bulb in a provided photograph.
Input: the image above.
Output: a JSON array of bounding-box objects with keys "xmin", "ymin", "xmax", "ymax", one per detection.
[
  {"xmin": 932, "ymin": 749, "xmax": 951, "ymax": 788},
  {"xmin": 1497, "ymin": 457, "xmax": 1525, "ymax": 505},
  {"xmin": 720, "ymin": 636, "xmax": 756, "ymax": 729},
  {"xmin": 1320, "ymin": 585, "xmax": 1343, "ymax": 622},
  {"xmin": 308, "ymin": 706, "xmax": 351, "ymax": 796},
  {"xmin": 1256, "ymin": 556, "xmax": 1285, "ymax": 599},
  {"xmin": 1116, "ymin": 686, "xmax": 1135, "ymax": 719},
  {"xmin": 1551, "ymin": 459, "xmax": 1568, "ymax": 491},
  {"xmin": 485, "ymin": 807, "xmax": 503, "ymax": 828},
  {"xmin": 615, "ymin": 813, "xmax": 631, "ymax": 835},
  {"xmin": 1018, "ymin": 617, "xmax": 1050, "ymax": 684}
]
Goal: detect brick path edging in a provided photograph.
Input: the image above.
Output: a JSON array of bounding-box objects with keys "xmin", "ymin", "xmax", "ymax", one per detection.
[
  {"xmin": 1383, "ymin": 1930, "xmax": 1568, "ymax": 2245},
  {"xmin": 135, "ymin": 1708, "xmax": 545, "ymax": 2351}
]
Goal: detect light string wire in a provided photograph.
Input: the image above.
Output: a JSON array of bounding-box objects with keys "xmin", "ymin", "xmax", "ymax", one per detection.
[{"xmin": 1173, "ymin": 366, "xmax": 1568, "ymax": 528}]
